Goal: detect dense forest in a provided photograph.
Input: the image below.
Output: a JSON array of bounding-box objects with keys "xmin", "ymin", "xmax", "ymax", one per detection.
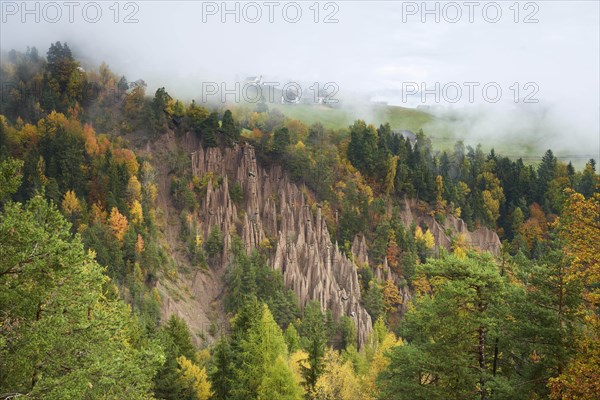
[{"xmin": 1, "ymin": 43, "xmax": 598, "ymax": 399}]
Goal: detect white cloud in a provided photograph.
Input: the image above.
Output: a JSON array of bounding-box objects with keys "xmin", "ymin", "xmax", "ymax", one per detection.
[{"xmin": 1, "ymin": 1, "xmax": 598, "ymax": 156}]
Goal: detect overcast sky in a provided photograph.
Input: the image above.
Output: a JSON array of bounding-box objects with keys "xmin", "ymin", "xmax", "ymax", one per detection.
[{"xmin": 1, "ymin": 1, "xmax": 599, "ymax": 156}]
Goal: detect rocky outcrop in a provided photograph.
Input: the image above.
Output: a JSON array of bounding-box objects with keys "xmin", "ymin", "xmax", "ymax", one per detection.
[
  {"xmin": 186, "ymin": 143, "xmax": 501, "ymax": 347},
  {"xmin": 352, "ymin": 234, "xmax": 412, "ymax": 315},
  {"xmin": 192, "ymin": 143, "xmax": 372, "ymax": 346},
  {"xmin": 398, "ymin": 198, "xmax": 501, "ymax": 255},
  {"xmin": 351, "ymin": 235, "xmax": 370, "ymax": 267}
]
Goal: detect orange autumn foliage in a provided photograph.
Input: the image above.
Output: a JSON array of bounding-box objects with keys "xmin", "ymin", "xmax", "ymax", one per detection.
[
  {"xmin": 108, "ymin": 207, "xmax": 128, "ymax": 242},
  {"xmin": 112, "ymin": 148, "xmax": 139, "ymax": 176}
]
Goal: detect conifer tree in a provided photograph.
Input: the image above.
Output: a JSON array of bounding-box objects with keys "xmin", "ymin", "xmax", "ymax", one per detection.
[{"xmin": 221, "ymin": 109, "xmax": 240, "ymax": 147}]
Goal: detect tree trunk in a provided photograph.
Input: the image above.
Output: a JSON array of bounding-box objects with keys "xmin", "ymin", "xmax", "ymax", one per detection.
[
  {"xmin": 492, "ymin": 337, "xmax": 499, "ymax": 377},
  {"xmin": 479, "ymin": 325, "xmax": 487, "ymax": 400},
  {"xmin": 557, "ymin": 264, "xmax": 564, "ymax": 376}
]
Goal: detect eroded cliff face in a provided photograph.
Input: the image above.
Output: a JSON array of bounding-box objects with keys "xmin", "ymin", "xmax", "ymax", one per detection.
[
  {"xmin": 191, "ymin": 143, "xmax": 373, "ymax": 346},
  {"xmin": 157, "ymin": 138, "xmax": 501, "ymax": 347},
  {"xmin": 350, "ymin": 233, "xmax": 413, "ymax": 314},
  {"xmin": 398, "ymin": 198, "xmax": 501, "ymax": 254}
]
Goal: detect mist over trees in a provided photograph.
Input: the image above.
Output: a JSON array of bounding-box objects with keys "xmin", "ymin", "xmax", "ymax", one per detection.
[{"xmin": 1, "ymin": 43, "xmax": 598, "ymax": 400}]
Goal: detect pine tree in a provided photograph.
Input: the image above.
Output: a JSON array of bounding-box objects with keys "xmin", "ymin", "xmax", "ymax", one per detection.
[
  {"xmin": 285, "ymin": 323, "xmax": 301, "ymax": 353},
  {"xmin": 201, "ymin": 112, "xmax": 219, "ymax": 148},
  {"xmin": 509, "ymin": 248, "xmax": 582, "ymax": 397},
  {"xmin": 576, "ymin": 159, "xmax": 598, "ymax": 198},
  {"xmin": 347, "ymin": 120, "xmax": 365, "ymax": 171},
  {"xmin": 536, "ymin": 149, "xmax": 557, "ymax": 207},
  {"xmin": 209, "ymin": 338, "xmax": 234, "ymax": 400},
  {"xmin": 363, "ymin": 281, "xmax": 385, "ymax": 323},
  {"xmin": 187, "ymin": 100, "xmax": 209, "ymax": 134},
  {"xmin": 228, "ymin": 302, "xmax": 300, "ymax": 400},
  {"xmin": 0, "ymin": 196, "xmax": 161, "ymax": 398},
  {"xmin": 376, "ymin": 123, "xmax": 392, "ymax": 182},
  {"xmin": 0, "ymin": 157, "xmax": 24, "ymax": 204},
  {"xmin": 42, "ymin": 42, "xmax": 87, "ymax": 112},
  {"xmin": 362, "ymin": 125, "xmax": 379, "ymax": 177},
  {"xmin": 154, "ymin": 315, "xmax": 199, "ymax": 400},
  {"xmin": 378, "ymin": 252, "xmax": 511, "ymax": 400},
  {"xmin": 273, "ymin": 127, "xmax": 291, "ymax": 156},
  {"xmin": 206, "ymin": 225, "xmax": 223, "ymax": 258},
  {"xmin": 221, "ymin": 109, "xmax": 240, "ymax": 147},
  {"xmin": 298, "ymin": 301, "xmax": 328, "ymax": 392}
]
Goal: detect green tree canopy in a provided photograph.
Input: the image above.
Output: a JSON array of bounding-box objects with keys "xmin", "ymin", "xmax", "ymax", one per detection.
[
  {"xmin": 0, "ymin": 196, "xmax": 162, "ymax": 399},
  {"xmin": 378, "ymin": 252, "xmax": 511, "ymax": 400}
]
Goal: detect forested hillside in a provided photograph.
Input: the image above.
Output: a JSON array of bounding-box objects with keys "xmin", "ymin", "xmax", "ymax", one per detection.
[{"xmin": 1, "ymin": 43, "xmax": 598, "ymax": 399}]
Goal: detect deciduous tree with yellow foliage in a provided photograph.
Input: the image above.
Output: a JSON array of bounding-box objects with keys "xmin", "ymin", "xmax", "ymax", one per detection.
[
  {"xmin": 176, "ymin": 355, "xmax": 212, "ymax": 400},
  {"xmin": 108, "ymin": 206, "xmax": 128, "ymax": 242},
  {"xmin": 549, "ymin": 190, "xmax": 600, "ymax": 399}
]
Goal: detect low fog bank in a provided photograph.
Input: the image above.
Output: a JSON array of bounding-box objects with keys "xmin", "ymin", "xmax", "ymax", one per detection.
[
  {"xmin": 421, "ymin": 103, "xmax": 599, "ymax": 160},
  {"xmin": 1, "ymin": 1, "xmax": 597, "ymax": 164}
]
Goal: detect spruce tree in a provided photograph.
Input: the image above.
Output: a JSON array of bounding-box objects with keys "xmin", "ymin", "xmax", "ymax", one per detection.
[
  {"xmin": 0, "ymin": 196, "xmax": 161, "ymax": 398},
  {"xmin": 379, "ymin": 252, "xmax": 511, "ymax": 400},
  {"xmin": 201, "ymin": 112, "xmax": 219, "ymax": 148},
  {"xmin": 298, "ymin": 301, "xmax": 328, "ymax": 392},
  {"xmin": 221, "ymin": 109, "xmax": 240, "ymax": 147}
]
